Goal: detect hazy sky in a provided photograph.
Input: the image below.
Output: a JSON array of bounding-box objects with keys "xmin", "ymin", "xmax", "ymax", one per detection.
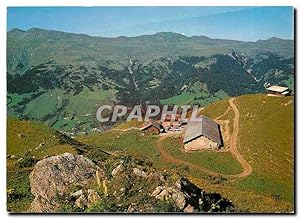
[{"xmin": 7, "ymin": 6, "xmax": 294, "ymax": 41}]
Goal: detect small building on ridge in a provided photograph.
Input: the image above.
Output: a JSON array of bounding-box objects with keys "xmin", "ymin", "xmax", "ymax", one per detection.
[
  {"xmin": 266, "ymin": 85, "xmax": 291, "ymax": 96},
  {"xmin": 140, "ymin": 119, "xmax": 165, "ymax": 134}
]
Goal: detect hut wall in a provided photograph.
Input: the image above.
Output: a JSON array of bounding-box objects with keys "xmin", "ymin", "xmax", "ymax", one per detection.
[
  {"xmin": 143, "ymin": 126, "xmax": 160, "ymax": 134},
  {"xmin": 184, "ymin": 136, "xmax": 219, "ymax": 151},
  {"xmin": 267, "ymin": 90, "xmax": 286, "ymax": 96}
]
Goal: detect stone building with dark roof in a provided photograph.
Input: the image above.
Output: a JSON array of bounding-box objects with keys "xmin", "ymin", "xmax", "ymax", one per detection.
[{"xmin": 183, "ymin": 115, "xmax": 222, "ymax": 151}]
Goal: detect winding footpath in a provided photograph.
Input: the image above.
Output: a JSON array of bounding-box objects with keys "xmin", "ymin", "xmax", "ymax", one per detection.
[
  {"xmin": 104, "ymin": 127, "xmax": 140, "ymax": 133},
  {"xmin": 155, "ymin": 98, "xmax": 253, "ymax": 179},
  {"xmin": 227, "ymin": 98, "xmax": 253, "ymax": 178}
]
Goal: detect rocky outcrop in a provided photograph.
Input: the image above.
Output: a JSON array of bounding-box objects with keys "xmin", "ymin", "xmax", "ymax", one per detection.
[
  {"xmin": 132, "ymin": 168, "xmax": 147, "ymax": 178},
  {"xmin": 87, "ymin": 189, "xmax": 101, "ymax": 208},
  {"xmin": 70, "ymin": 189, "xmax": 83, "ymax": 199},
  {"xmin": 171, "ymin": 191, "xmax": 186, "ymax": 210},
  {"xmin": 29, "ymin": 153, "xmax": 104, "ymax": 212},
  {"xmin": 74, "ymin": 194, "xmax": 88, "ymax": 209},
  {"xmin": 151, "ymin": 177, "xmax": 234, "ymax": 213},
  {"xmin": 111, "ymin": 163, "xmax": 124, "ymax": 177},
  {"xmin": 27, "ymin": 153, "xmax": 234, "ymax": 213},
  {"xmin": 71, "ymin": 189, "xmax": 101, "ymax": 209}
]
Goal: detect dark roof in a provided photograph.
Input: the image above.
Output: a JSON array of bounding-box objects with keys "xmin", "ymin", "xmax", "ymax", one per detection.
[
  {"xmin": 140, "ymin": 119, "xmax": 165, "ymax": 132},
  {"xmin": 183, "ymin": 115, "xmax": 222, "ymax": 145}
]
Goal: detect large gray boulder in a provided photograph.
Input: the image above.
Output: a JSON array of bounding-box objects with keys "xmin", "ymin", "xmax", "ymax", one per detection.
[{"xmin": 29, "ymin": 153, "xmax": 103, "ymax": 212}]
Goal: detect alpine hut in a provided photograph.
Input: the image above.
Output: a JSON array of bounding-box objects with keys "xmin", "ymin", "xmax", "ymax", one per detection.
[
  {"xmin": 140, "ymin": 119, "xmax": 165, "ymax": 134},
  {"xmin": 266, "ymin": 85, "xmax": 291, "ymax": 96},
  {"xmin": 183, "ymin": 115, "xmax": 222, "ymax": 151}
]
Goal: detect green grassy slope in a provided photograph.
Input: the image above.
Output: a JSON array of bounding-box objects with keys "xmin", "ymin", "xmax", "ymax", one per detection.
[
  {"xmin": 199, "ymin": 94, "xmax": 294, "ymax": 211},
  {"xmin": 8, "ymin": 117, "xmax": 58, "ymax": 157},
  {"xmin": 160, "ymin": 81, "xmax": 229, "ymax": 106},
  {"xmin": 7, "ymin": 117, "xmax": 77, "ymax": 212},
  {"xmin": 234, "ymin": 95, "xmax": 294, "ymax": 203},
  {"xmin": 161, "ymin": 137, "xmax": 243, "ymax": 175},
  {"xmin": 77, "ymin": 130, "xmax": 160, "ymax": 163}
]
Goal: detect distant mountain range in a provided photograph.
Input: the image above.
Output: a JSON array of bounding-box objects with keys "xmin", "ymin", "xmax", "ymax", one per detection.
[
  {"xmin": 7, "ymin": 28, "xmax": 294, "ymax": 133},
  {"xmin": 7, "ymin": 28, "xmax": 293, "ymax": 75}
]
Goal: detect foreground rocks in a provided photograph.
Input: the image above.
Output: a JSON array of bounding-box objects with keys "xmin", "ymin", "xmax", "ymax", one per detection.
[
  {"xmin": 111, "ymin": 163, "xmax": 124, "ymax": 177},
  {"xmin": 151, "ymin": 177, "xmax": 234, "ymax": 212},
  {"xmin": 132, "ymin": 167, "xmax": 147, "ymax": 178},
  {"xmin": 29, "ymin": 153, "xmax": 104, "ymax": 212},
  {"xmin": 28, "ymin": 153, "xmax": 234, "ymax": 213}
]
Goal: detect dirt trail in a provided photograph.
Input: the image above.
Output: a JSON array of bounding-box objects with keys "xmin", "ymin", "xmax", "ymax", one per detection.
[
  {"xmin": 111, "ymin": 127, "xmax": 140, "ymax": 132},
  {"xmin": 103, "ymin": 127, "xmax": 140, "ymax": 133},
  {"xmin": 155, "ymin": 98, "xmax": 253, "ymax": 179},
  {"xmin": 214, "ymin": 106, "xmax": 230, "ymax": 120},
  {"xmin": 228, "ymin": 98, "xmax": 253, "ymax": 178}
]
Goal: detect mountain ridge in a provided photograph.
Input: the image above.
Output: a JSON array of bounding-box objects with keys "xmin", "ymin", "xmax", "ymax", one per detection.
[
  {"xmin": 8, "ymin": 27, "xmax": 294, "ymax": 42},
  {"xmin": 7, "ymin": 27, "xmax": 294, "ymax": 79}
]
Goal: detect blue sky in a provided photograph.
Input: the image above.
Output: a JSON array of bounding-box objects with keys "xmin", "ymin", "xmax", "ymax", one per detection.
[{"xmin": 7, "ymin": 6, "xmax": 294, "ymax": 41}]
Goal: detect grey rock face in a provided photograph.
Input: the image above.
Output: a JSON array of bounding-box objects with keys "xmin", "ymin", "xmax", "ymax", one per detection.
[
  {"xmin": 111, "ymin": 164, "xmax": 124, "ymax": 177},
  {"xmin": 151, "ymin": 186, "xmax": 165, "ymax": 197},
  {"xmin": 29, "ymin": 153, "xmax": 103, "ymax": 212},
  {"xmin": 151, "ymin": 177, "xmax": 234, "ymax": 212},
  {"xmin": 70, "ymin": 189, "xmax": 83, "ymax": 199},
  {"xmin": 151, "ymin": 183, "xmax": 187, "ymax": 211},
  {"xmin": 87, "ymin": 189, "xmax": 101, "ymax": 208},
  {"xmin": 132, "ymin": 168, "xmax": 147, "ymax": 178},
  {"xmin": 183, "ymin": 204, "xmax": 194, "ymax": 213},
  {"xmin": 74, "ymin": 194, "xmax": 88, "ymax": 209}
]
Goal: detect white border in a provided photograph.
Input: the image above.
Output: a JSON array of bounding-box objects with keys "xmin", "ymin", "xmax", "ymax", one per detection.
[{"xmin": 0, "ymin": 1, "xmax": 298, "ymax": 218}]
